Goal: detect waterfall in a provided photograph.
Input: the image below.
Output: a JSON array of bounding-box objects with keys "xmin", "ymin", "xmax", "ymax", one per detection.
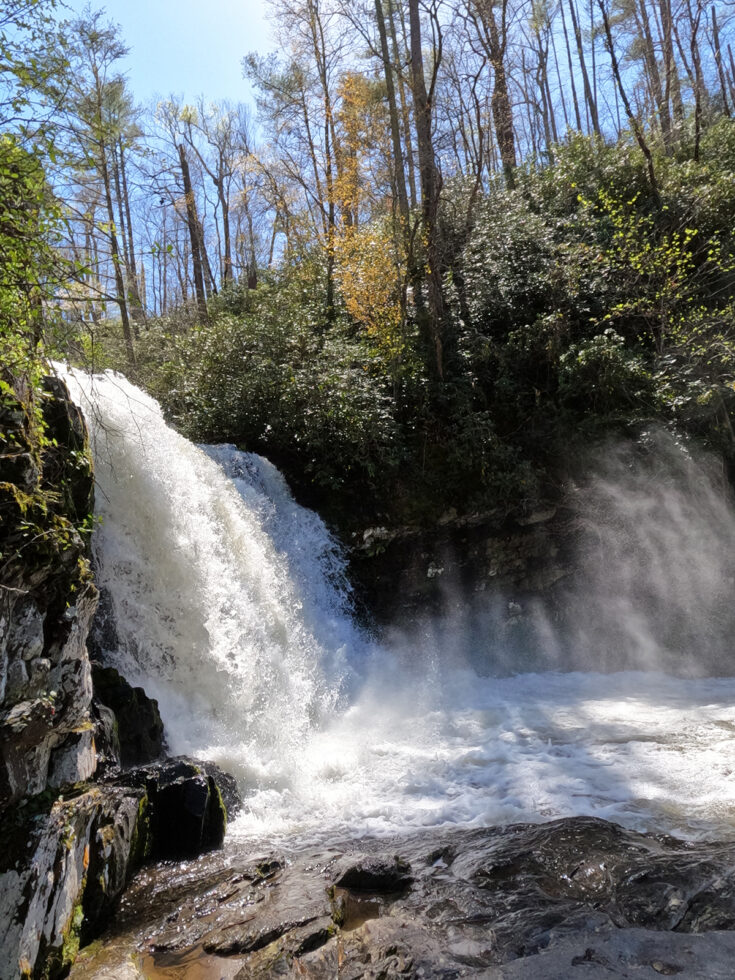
[
  {"xmin": 63, "ymin": 369, "xmax": 735, "ymax": 843},
  {"xmin": 63, "ymin": 369, "xmax": 359, "ymax": 793}
]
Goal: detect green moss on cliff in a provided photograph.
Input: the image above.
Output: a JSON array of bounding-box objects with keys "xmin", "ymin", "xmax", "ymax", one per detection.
[{"xmin": 0, "ymin": 135, "xmax": 94, "ymax": 607}]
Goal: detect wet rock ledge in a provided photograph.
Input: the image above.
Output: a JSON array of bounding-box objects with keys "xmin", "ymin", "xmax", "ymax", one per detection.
[{"xmin": 69, "ymin": 816, "xmax": 735, "ymax": 979}]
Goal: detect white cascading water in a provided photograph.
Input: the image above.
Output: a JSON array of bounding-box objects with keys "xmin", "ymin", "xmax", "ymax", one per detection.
[{"xmin": 63, "ymin": 369, "xmax": 735, "ymax": 844}]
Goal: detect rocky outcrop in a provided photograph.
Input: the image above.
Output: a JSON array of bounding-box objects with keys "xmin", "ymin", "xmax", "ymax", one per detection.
[
  {"xmin": 67, "ymin": 816, "xmax": 735, "ymax": 979},
  {"xmin": 1, "ymin": 373, "xmax": 98, "ymax": 812},
  {"xmin": 350, "ymin": 431, "xmax": 735, "ymax": 677},
  {"xmin": 0, "ymin": 759, "xmax": 232, "ymax": 980},
  {"xmin": 1, "ymin": 375, "xmax": 238, "ymax": 980},
  {"xmin": 349, "ymin": 504, "xmax": 571, "ymax": 627},
  {"xmin": 91, "ymin": 665, "xmax": 164, "ymax": 769},
  {"xmin": 0, "ymin": 785, "xmax": 146, "ymax": 980},
  {"xmin": 0, "ymin": 753, "xmax": 235, "ymax": 980},
  {"xmin": 111, "ymin": 757, "xmax": 230, "ymax": 860}
]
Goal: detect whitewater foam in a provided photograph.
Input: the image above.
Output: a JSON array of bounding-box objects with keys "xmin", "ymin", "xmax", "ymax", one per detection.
[{"xmin": 61, "ymin": 368, "xmax": 735, "ymax": 844}]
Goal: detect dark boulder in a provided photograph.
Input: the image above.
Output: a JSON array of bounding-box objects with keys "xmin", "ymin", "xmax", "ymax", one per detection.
[
  {"xmin": 333, "ymin": 855, "xmax": 412, "ymax": 893},
  {"xmin": 194, "ymin": 757, "xmax": 242, "ymax": 818},
  {"xmin": 113, "ymin": 756, "xmax": 236, "ymax": 859},
  {"xmin": 92, "ymin": 664, "xmax": 164, "ymax": 768}
]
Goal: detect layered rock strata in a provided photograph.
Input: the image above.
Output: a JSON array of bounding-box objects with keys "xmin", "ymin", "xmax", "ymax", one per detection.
[{"xmin": 70, "ymin": 816, "xmax": 735, "ymax": 979}]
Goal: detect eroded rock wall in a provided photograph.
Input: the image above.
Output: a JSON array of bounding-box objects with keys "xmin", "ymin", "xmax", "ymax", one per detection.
[
  {"xmin": 0, "ymin": 785, "xmax": 147, "ymax": 980},
  {"xmin": 1, "ymin": 374, "xmax": 98, "ymax": 811},
  {"xmin": 349, "ymin": 503, "xmax": 572, "ymax": 627}
]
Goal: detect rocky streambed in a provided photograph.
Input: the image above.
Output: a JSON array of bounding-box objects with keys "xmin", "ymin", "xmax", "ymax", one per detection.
[{"xmin": 69, "ymin": 815, "xmax": 735, "ymax": 979}]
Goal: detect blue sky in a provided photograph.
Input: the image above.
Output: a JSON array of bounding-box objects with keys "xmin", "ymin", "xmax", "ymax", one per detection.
[{"xmin": 62, "ymin": 0, "xmax": 274, "ymax": 105}]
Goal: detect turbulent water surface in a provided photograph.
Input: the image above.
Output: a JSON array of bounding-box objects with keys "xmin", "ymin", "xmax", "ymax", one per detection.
[{"xmin": 64, "ymin": 368, "xmax": 735, "ymax": 845}]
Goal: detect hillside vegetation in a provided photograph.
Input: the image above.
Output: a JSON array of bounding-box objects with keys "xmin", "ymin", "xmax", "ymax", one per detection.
[
  {"xmin": 2, "ymin": 0, "xmax": 735, "ymax": 532},
  {"xmin": 94, "ymin": 125, "xmax": 735, "ymax": 529}
]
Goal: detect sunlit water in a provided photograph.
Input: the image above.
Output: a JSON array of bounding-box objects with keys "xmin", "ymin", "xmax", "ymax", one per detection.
[{"xmin": 63, "ymin": 368, "xmax": 735, "ymax": 844}]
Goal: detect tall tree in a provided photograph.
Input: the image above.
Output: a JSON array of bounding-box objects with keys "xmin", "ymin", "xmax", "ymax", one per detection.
[
  {"xmin": 65, "ymin": 11, "xmax": 137, "ymax": 368},
  {"xmin": 569, "ymin": 0, "xmax": 601, "ymax": 135},
  {"xmin": 712, "ymin": 7, "xmax": 731, "ymax": 117},
  {"xmin": 466, "ymin": 0, "xmax": 518, "ymax": 186},
  {"xmin": 598, "ymin": 0, "xmax": 659, "ymax": 200},
  {"xmin": 408, "ymin": 0, "xmax": 445, "ymax": 377},
  {"xmin": 177, "ymin": 142, "xmax": 208, "ymax": 322},
  {"xmin": 375, "ymin": 0, "xmax": 411, "ymax": 236}
]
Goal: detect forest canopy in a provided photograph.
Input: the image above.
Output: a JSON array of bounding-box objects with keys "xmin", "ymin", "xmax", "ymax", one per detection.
[{"xmin": 3, "ymin": 0, "xmax": 735, "ymax": 528}]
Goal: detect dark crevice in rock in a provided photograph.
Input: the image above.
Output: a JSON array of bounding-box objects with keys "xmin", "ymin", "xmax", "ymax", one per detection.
[{"xmin": 91, "ymin": 664, "xmax": 165, "ymax": 769}]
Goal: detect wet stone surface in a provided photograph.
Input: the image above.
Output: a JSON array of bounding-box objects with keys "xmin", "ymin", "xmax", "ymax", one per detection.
[{"xmin": 69, "ymin": 815, "xmax": 735, "ymax": 978}]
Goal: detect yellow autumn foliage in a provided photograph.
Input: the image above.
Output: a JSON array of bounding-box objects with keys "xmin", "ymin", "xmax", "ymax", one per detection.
[{"xmin": 335, "ymin": 222, "xmax": 404, "ymax": 355}]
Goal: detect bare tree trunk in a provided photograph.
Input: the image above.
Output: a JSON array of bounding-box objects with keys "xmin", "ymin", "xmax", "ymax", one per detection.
[
  {"xmin": 408, "ymin": 0, "xmax": 444, "ymax": 379},
  {"xmin": 712, "ymin": 7, "xmax": 731, "ymax": 117},
  {"xmin": 161, "ymin": 209, "xmax": 168, "ymax": 313},
  {"xmin": 177, "ymin": 143, "xmax": 208, "ymax": 322},
  {"xmin": 486, "ymin": 0, "xmax": 517, "ymax": 185},
  {"xmin": 375, "ymin": 0, "xmax": 411, "ymax": 237},
  {"xmin": 199, "ymin": 216, "xmax": 217, "ymax": 298},
  {"xmin": 389, "ymin": 0, "xmax": 419, "ymax": 210},
  {"xmin": 534, "ymin": 21, "xmax": 557, "ymax": 153},
  {"xmin": 598, "ymin": 0, "xmax": 659, "ymax": 202},
  {"xmin": 521, "ymin": 48, "xmax": 539, "ymax": 158},
  {"xmin": 569, "ymin": 0, "xmax": 600, "ymax": 135},
  {"xmin": 119, "ymin": 141, "xmax": 144, "ymax": 321},
  {"xmin": 544, "ymin": 54, "xmax": 558, "ymax": 144},
  {"xmin": 324, "ymin": 106, "xmax": 336, "ymax": 314},
  {"xmin": 636, "ymin": 0, "xmax": 672, "ymax": 142},
  {"xmin": 728, "ymin": 45, "xmax": 735, "ymax": 106},
  {"xmin": 138, "ymin": 257, "xmax": 146, "ymax": 310},
  {"xmin": 686, "ymin": 0, "xmax": 704, "ymax": 161},
  {"xmin": 110, "ymin": 142, "xmax": 131, "ymax": 283},
  {"xmin": 306, "ymin": 0, "xmax": 336, "ymax": 314},
  {"xmin": 163, "ymin": 211, "xmax": 171, "ymax": 311},
  {"xmin": 215, "ymin": 165, "xmax": 234, "ymax": 285},
  {"xmin": 589, "ymin": 0, "xmax": 598, "ymax": 119},
  {"xmin": 152, "ymin": 248, "xmax": 158, "ymax": 316},
  {"xmin": 467, "ymin": 0, "xmax": 517, "ymax": 186},
  {"xmin": 245, "ymin": 203, "xmax": 258, "ymax": 289},
  {"xmin": 560, "ymin": 0, "xmax": 583, "ymax": 131},
  {"xmin": 550, "ymin": 24, "xmax": 571, "ymax": 131},
  {"xmin": 100, "ymin": 148, "xmax": 136, "ymax": 368},
  {"xmin": 659, "ymin": 0, "xmax": 684, "ymax": 129},
  {"xmin": 268, "ymin": 216, "xmax": 278, "ymax": 268}
]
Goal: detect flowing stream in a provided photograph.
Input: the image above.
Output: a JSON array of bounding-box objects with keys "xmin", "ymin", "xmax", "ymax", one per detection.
[{"xmin": 63, "ymin": 369, "xmax": 735, "ymax": 845}]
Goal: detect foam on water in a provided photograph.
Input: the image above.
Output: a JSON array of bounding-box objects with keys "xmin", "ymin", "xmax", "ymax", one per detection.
[{"xmin": 62, "ymin": 368, "xmax": 735, "ymax": 843}]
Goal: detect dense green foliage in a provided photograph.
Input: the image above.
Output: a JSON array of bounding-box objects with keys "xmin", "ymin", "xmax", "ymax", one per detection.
[
  {"xmin": 4, "ymin": 4, "xmax": 733, "ymax": 533},
  {"xmin": 87, "ymin": 124, "xmax": 735, "ymax": 529},
  {"xmin": 0, "ymin": 128, "xmax": 93, "ymax": 585},
  {"xmin": 0, "ymin": 134, "xmax": 63, "ymax": 383}
]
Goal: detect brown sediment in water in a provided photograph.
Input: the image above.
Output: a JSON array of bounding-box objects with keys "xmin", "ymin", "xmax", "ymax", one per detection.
[{"xmin": 141, "ymin": 947, "xmax": 245, "ymax": 980}]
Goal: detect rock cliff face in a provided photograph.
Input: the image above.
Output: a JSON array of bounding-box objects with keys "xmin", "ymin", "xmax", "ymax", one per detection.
[
  {"xmin": 1, "ymin": 374, "xmax": 98, "ymax": 811},
  {"xmin": 0, "ymin": 375, "xmax": 232, "ymax": 980},
  {"xmin": 0, "ymin": 784, "xmax": 147, "ymax": 980},
  {"xmin": 349, "ymin": 504, "xmax": 570, "ymax": 627}
]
